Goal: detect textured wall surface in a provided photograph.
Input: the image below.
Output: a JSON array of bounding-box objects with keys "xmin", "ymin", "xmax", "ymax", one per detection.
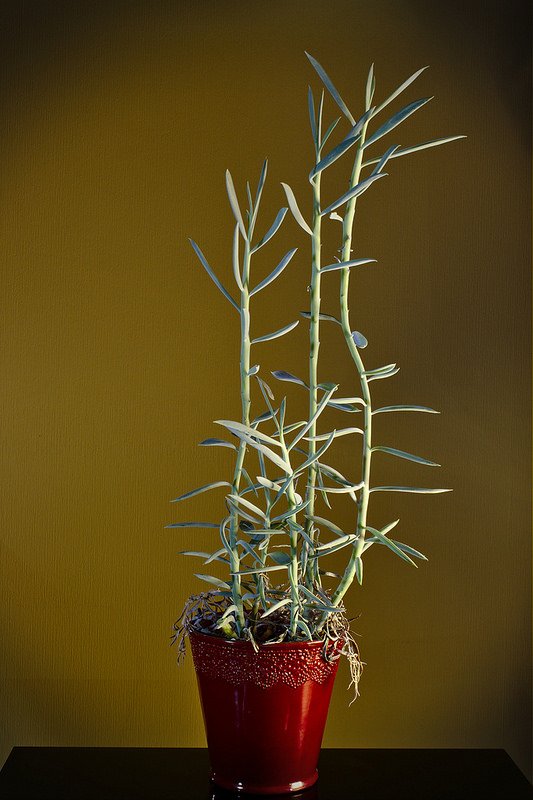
[{"xmin": 0, "ymin": 0, "xmax": 531, "ymax": 780}]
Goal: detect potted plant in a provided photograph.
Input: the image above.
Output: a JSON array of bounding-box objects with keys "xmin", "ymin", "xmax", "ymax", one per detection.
[{"xmin": 169, "ymin": 53, "xmax": 463, "ymax": 795}]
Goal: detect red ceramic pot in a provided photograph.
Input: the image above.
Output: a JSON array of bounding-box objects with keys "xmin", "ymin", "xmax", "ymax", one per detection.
[{"xmin": 189, "ymin": 629, "xmax": 341, "ymax": 795}]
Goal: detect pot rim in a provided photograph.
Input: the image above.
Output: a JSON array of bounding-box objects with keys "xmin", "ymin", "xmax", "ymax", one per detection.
[{"xmin": 188, "ymin": 628, "xmax": 331, "ymax": 650}]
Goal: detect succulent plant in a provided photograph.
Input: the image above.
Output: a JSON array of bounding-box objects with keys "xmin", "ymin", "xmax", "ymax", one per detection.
[{"xmin": 170, "ymin": 53, "xmax": 463, "ymax": 661}]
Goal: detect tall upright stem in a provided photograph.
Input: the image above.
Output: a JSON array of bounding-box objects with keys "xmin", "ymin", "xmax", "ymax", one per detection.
[
  {"xmin": 332, "ymin": 120, "xmax": 373, "ymax": 607},
  {"xmin": 305, "ymin": 175, "xmax": 322, "ymax": 587},
  {"xmin": 229, "ymin": 240, "xmax": 252, "ymax": 630}
]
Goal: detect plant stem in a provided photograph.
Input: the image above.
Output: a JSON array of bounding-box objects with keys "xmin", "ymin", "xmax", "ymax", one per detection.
[
  {"xmin": 331, "ymin": 119, "xmax": 373, "ymax": 607},
  {"xmin": 279, "ymin": 434, "xmax": 300, "ymax": 637},
  {"xmin": 305, "ymin": 174, "xmax": 322, "ymax": 588},
  {"xmin": 229, "ymin": 240, "xmax": 252, "ymax": 631}
]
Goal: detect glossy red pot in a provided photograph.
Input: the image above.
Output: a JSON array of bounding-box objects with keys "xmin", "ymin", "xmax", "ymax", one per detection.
[{"xmin": 189, "ymin": 630, "xmax": 341, "ymax": 795}]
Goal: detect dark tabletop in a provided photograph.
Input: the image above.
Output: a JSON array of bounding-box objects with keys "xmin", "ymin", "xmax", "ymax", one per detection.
[{"xmin": 0, "ymin": 747, "xmax": 531, "ymax": 800}]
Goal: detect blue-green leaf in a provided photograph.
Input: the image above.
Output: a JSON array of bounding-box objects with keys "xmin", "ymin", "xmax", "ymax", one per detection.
[
  {"xmin": 310, "ymin": 135, "xmax": 359, "ymax": 180},
  {"xmin": 371, "ymin": 445, "xmax": 440, "ymax": 466},
  {"xmin": 369, "ymin": 486, "xmax": 452, "ymax": 494},
  {"xmin": 305, "ymin": 52, "xmax": 356, "ymax": 125},
  {"xmin": 365, "ymin": 63, "xmax": 375, "ymax": 109},
  {"xmin": 271, "ymin": 370, "xmax": 308, "ymax": 388},
  {"xmin": 365, "ymin": 365, "xmax": 400, "ymax": 381},
  {"xmin": 248, "ymin": 364, "xmax": 260, "ymax": 376},
  {"xmin": 372, "ymin": 404, "xmax": 439, "ymax": 415},
  {"xmin": 232, "ymin": 223, "xmax": 243, "ymax": 291},
  {"xmin": 364, "ymin": 523, "xmax": 416, "ymax": 566},
  {"xmin": 319, "ymin": 117, "xmax": 341, "ymax": 152},
  {"xmin": 321, "ymin": 173, "xmax": 387, "ymax": 216},
  {"xmin": 225, "ymin": 169, "xmax": 247, "ymax": 238},
  {"xmin": 262, "ymin": 597, "xmax": 292, "ymax": 618},
  {"xmin": 372, "ymin": 66, "xmax": 428, "ymax": 117},
  {"xmin": 250, "ymin": 248, "xmax": 298, "ymax": 296},
  {"xmin": 269, "ymin": 552, "xmax": 292, "ymax": 566},
  {"xmin": 304, "ymin": 427, "xmax": 364, "ymax": 442},
  {"xmin": 308, "ymin": 86, "xmax": 317, "ymax": 144},
  {"xmin": 321, "ymin": 258, "xmax": 376, "ymax": 274},
  {"xmin": 251, "ymin": 207, "xmax": 288, "ymax": 253},
  {"xmin": 281, "ymin": 183, "xmax": 313, "ymax": 235},
  {"xmin": 171, "ymin": 481, "xmax": 232, "ymax": 503},
  {"xmin": 352, "ymin": 331, "xmax": 368, "ymax": 348},
  {"xmin": 227, "ymin": 494, "xmax": 267, "ymax": 521},
  {"xmin": 391, "ymin": 540, "xmax": 428, "ymax": 561},
  {"xmin": 355, "ymin": 556, "xmax": 363, "ymax": 585},
  {"xmin": 307, "ymin": 515, "xmax": 344, "ymax": 537},
  {"xmin": 371, "ymin": 145, "xmax": 400, "ymax": 175},
  {"xmin": 189, "ymin": 239, "xmax": 239, "ymax": 312},
  {"xmin": 316, "ymin": 533, "xmax": 358, "ymax": 552},
  {"xmin": 362, "ymin": 135, "xmax": 467, "ymax": 166},
  {"xmin": 195, "ymin": 573, "xmax": 232, "ymax": 590},
  {"xmin": 300, "ymin": 310, "xmax": 341, "ymax": 325},
  {"xmin": 199, "ymin": 438, "xmax": 236, "ymax": 450},
  {"xmin": 250, "ymin": 158, "xmax": 268, "ymax": 233},
  {"xmin": 252, "ymin": 320, "xmax": 299, "ymax": 344},
  {"xmin": 165, "ymin": 522, "xmax": 219, "ymax": 529},
  {"xmin": 363, "ymin": 97, "xmax": 432, "ymax": 150}
]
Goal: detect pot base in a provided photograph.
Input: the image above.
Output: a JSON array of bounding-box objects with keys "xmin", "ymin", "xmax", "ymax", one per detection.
[{"xmin": 211, "ymin": 768, "xmax": 318, "ymax": 795}]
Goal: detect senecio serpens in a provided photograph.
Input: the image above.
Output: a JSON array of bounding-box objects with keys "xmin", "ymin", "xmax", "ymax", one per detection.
[{"xmin": 170, "ymin": 53, "xmax": 464, "ymax": 693}]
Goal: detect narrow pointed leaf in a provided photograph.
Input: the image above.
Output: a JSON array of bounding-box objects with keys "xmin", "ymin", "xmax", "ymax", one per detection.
[
  {"xmin": 316, "ymin": 533, "xmax": 358, "ymax": 552},
  {"xmin": 363, "ymin": 135, "xmax": 467, "ymax": 167},
  {"xmin": 189, "ymin": 239, "xmax": 239, "ymax": 312},
  {"xmin": 310, "ymin": 135, "xmax": 360, "ymax": 180},
  {"xmin": 321, "ymin": 173, "xmax": 387, "ymax": 216},
  {"xmin": 251, "ymin": 207, "xmax": 288, "ymax": 253},
  {"xmin": 372, "ymin": 66, "xmax": 428, "ymax": 117},
  {"xmin": 307, "ymin": 515, "xmax": 344, "ymax": 537},
  {"xmin": 232, "ymin": 563, "xmax": 289, "ymax": 576},
  {"xmin": 392, "ymin": 540, "xmax": 428, "ymax": 561},
  {"xmin": 248, "ymin": 364, "xmax": 260, "ymax": 376},
  {"xmin": 271, "ymin": 370, "xmax": 308, "ymax": 388},
  {"xmin": 216, "ymin": 424, "xmax": 292, "ymax": 475},
  {"xmin": 319, "ymin": 117, "xmax": 341, "ymax": 152},
  {"xmin": 355, "ymin": 556, "xmax": 363, "ymax": 585},
  {"xmin": 178, "ymin": 551, "xmax": 214, "ymax": 559},
  {"xmin": 369, "ymin": 486, "xmax": 452, "ymax": 494},
  {"xmin": 204, "ymin": 546, "xmax": 229, "ymax": 565},
  {"xmin": 252, "ymin": 408, "xmax": 278, "ymax": 426},
  {"xmin": 372, "ymin": 445, "xmax": 440, "ymax": 466},
  {"xmin": 262, "ymin": 597, "xmax": 292, "ymax": 618},
  {"xmin": 308, "ymin": 86, "xmax": 317, "ymax": 144},
  {"xmin": 299, "ymin": 584, "xmax": 341, "ymax": 612},
  {"xmin": 252, "ymin": 320, "xmax": 299, "ymax": 344},
  {"xmin": 281, "ymin": 183, "xmax": 313, "ymax": 235},
  {"xmin": 227, "ymin": 493, "xmax": 267, "ymax": 520},
  {"xmin": 215, "ymin": 419, "xmax": 282, "ymax": 450},
  {"xmin": 364, "ymin": 97, "xmax": 433, "ymax": 150},
  {"xmin": 250, "ymin": 247, "xmax": 297, "ymax": 296},
  {"xmin": 199, "ymin": 438, "xmax": 236, "ymax": 450},
  {"xmin": 321, "ymin": 258, "xmax": 377, "ymax": 274},
  {"xmin": 365, "ymin": 524, "xmax": 416, "ymax": 566},
  {"xmin": 300, "ymin": 311, "xmax": 341, "ymax": 325},
  {"xmin": 289, "ymin": 385, "xmax": 337, "ymax": 449},
  {"xmin": 251, "ymin": 158, "xmax": 268, "ymax": 232},
  {"xmin": 372, "ymin": 145, "xmax": 401, "ymax": 176},
  {"xmin": 365, "ymin": 63, "xmax": 375, "ymax": 108},
  {"xmin": 372, "ymin": 404, "xmax": 439, "ymax": 415},
  {"xmin": 304, "ymin": 427, "xmax": 363, "ymax": 442},
  {"xmin": 305, "ymin": 52, "xmax": 356, "ymax": 124},
  {"xmin": 225, "ymin": 169, "xmax": 247, "ymax": 238},
  {"xmin": 294, "ymin": 430, "xmax": 336, "ymax": 475},
  {"xmin": 195, "ymin": 573, "xmax": 232, "ymax": 590},
  {"xmin": 366, "ymin": 366, "xmax": 401, "ymax": 381},
  {"xmin": 232, "ymin": 223, "xmax": 243, "ymax": 291},
  {"xmin": 165, "ymin": 522, "xmax": 219, "ymax": 529},
  {"xmin": 171, "ymin": 481, "xmax": 232, "ymax": 503},
  {"xmin": 268, "ymin": 552, "xmax": 292, "ymax": 566}
]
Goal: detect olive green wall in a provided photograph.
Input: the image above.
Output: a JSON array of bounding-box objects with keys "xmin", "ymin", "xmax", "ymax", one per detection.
[{"xmin": 1, "ymin": 0, "xmax": 531, "ymax": 780}]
